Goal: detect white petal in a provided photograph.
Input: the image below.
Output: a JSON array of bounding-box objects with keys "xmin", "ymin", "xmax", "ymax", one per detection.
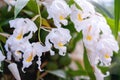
[
  {"xmin": 43, "ymin": 0, "xmax": 71, "ymax": 27},
  {"xmin": 0, "ymin": 51, "xmax": 5, "ymax": 62},
  {"xmin": 8, "ymin": 63, "xmax": 21, "ymax": 80},
  {"xmin": 94, "ymin": 67, "xmax": 104, "ymax": 80}
]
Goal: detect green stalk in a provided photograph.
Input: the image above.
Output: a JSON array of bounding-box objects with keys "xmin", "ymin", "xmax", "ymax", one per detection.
[
  {"xmin": 37, "ymin": 3, "xmax": 42, "ymax": 43},
  {"xmin": 36, "ymin": 2, "xmax": 42, "ymax": 80},
  {"xmin": 114, "ymin": 0, "xmax": 120, "ymax": 39}
]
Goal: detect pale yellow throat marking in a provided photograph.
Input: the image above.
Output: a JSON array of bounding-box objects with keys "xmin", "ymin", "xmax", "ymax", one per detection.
[
  {"xmin": 77, "ymin": 13, "xmax": 83, "ymax": 21},
  {"xmin": 16, "ymin": 32, "xmax": 23, "ymax": 40},
  {"xmin": 86, "ymin": 26, "xmax": 92, "ymax": 41},
  {"xmin": 86, "ymin": 35, "xmax": 92, "ymax": 41},
  {"xmin": 59, "ymin": 15, "xmax": 65, "ymax": 20},
  {"xmin": 104, "ymin": 53, "xmax": 110, "ymax": 59},
  {"xmin": 26, "ymin": 53, "xmax": 33, "ymax": 62},
  {"xmin": 58, "ymin": 42, "xmax": 64, "ymax": 47}
]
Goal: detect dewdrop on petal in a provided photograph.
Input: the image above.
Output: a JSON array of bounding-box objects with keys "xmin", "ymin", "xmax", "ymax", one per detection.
[{"xmin": 8, "ymin": 63, "xmax": 21, "ymax": 80}]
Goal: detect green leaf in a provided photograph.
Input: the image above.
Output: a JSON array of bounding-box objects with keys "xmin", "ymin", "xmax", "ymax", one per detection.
[
  {"xmin": 66, "ymin": 0, "xmax": 74, "ymax": 6},
  {"xmin": 106, "ymin": 17, "xmax": 120, "ymax": 33},
  {"xmin": 75, "ymin": 61, "xmax": 84, "ymax": 71},
  {"xmin": 90, "ymin": 1, "xmax": 113, "ymax": 18},
  {"xmin": 75, "ymin": 2, "xmax": 82, "ymax": 10},
  {"xmin": 98, "ymin": 66, "xmax": 109, "ymax": 74},
  {"xmin": 26, "ymin": 0, "xmax": 38, "ymax": 14},
  {"xmin": 40, "ymin": 29, "xmax": 49, "ymax": 43},
  {"xmin": 48, "ymin": 70, "xmax": 66, "ymax": 79},
  {"xmin": 59, "ymin": 55, "xmax": 71, "ymax": 66},
  {"xmin": 106, "ymin": 17, "xmax": 115, "ymax": 32},
  {"xmin": 83, "ymin": 48, "xmax": 96, "ymax": 80},
  {"xmin": 42, "ymin": 18, "xmax": 51, "ymax": 28},
  {"xmin": 46, "ymin": 62, "xmax": 58, "ymax": 70},
  {"xmin": 0, "ymin": 35, "xmax": 6, "ymax": 43},
  {"xmin": 14, "ymin": 0, "xmax": 29, "ymax": 18},
  {"xmin": 0, "ymin": 27, "xmax": 6, "ymax": 43},
  {"xmin": 114, "ymin": 0, "xmax": 120, "ymax": 38},
  {"xmin": 67, "ymin": 69, "xmax": 87, "ymax": 77}
]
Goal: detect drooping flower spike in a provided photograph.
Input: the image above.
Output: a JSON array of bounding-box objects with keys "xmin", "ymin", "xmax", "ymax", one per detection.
[
  {"xmin": 69, "ymin": 0, "xmax": 119, "ymax": 79},
  {"xmin": 3, "ymin": 0, "xmax": 119, "ymax": 80}
]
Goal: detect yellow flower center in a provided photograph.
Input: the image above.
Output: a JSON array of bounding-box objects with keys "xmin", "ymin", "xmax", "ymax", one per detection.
[
  {"xmin": 16, "ymin": 32, "xmax": 23, "ymax": 40},
  {"xmin": 26, "ymin": 53, "xmax": 33, "ymax": 62},
  {"xmin": 77, "ymin": 13, "xmax": 83, "ymax": 21},
  {"xmin": 104, "ymin": 53, "xmax": 110, "ymax": 59},
  {"xmin": 59, "ymin": 15, "xmax": 65, "ymax": 20},
  {"xmin": 86, "ymin": 35, "xmax": 92, "ymax": 41},
  {"xmin": 58, "ymin": 42, "xmax": 64, "ymax": 47}
]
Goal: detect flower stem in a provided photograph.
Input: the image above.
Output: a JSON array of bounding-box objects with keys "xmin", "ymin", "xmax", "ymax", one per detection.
[{"xmin": 37, "ymin": 3, "xmax": 42, "ymax": 43}]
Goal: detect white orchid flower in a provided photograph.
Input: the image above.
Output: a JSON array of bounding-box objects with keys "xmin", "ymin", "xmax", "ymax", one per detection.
[
  {"xmin": 74, "ymin": 0, "xmax": 95, "ymax": 14},
  {"xmin": 43, "ymin": 0, "xmax": 71, "ymax": 27},
  {"xmin": 9, "ymin": 18, "xmax": 37, "ymax": 40},
  {"xmin": 81, "ymin": 13, "xmax": 112, "ymax": 50},
  {"xmin": 70, "ymin": 4, "xmax": 98, "ymax": 32},
  {"xmin": 82, "ymin": 25, "xmax": 100, "ymax": 51},
  {"xmin": 97, "ymin": 22, "xmax": 112, "ymax": 35},
  {"xmin": 32, "ymin": 42, "xmax": 47, "ymax": 71},
  {"xmin": 22, "ymin": 44, "xmax": 36, "ymax": 72},
  {"xmin": 5, "ymin": 18, "xmax": 37, "ymax": 61},
  {"xmin": 45, "ymin": 28, "xmax": 71, "ymax": 56},
  {"xmin": 96, "ymin": 34, "xmax": 119, "ymax": 66},
  {"xmin": 70, "ymin": 5, "xmax": 90, "ymax": 32},
  {"xmin": 5, "ymin": 35, "xmax": 32, "ymax": 61},
  {"xmin": 22, "ymin": 42, "xmax": 48, "ymax": 72},
  {"xmin": 86, "ymin": 50, "xmax": 109, "ymax": 80}
]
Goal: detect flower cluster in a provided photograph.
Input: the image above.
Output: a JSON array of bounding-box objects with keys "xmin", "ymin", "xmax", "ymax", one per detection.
[
  {"xmin": 42, "ymin": 0, "xmax": 119, "ymax": 79},
  {"xmin": 3, "ymin": 0, "xmax": 119, "ymax": 80},
  {"xmin": 4, "ymin": 17, "xmax": 71, "ymax": 72},
  {"xmin": 5, "ymin": 18, "xmax": 39, "ymax": 71}
]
